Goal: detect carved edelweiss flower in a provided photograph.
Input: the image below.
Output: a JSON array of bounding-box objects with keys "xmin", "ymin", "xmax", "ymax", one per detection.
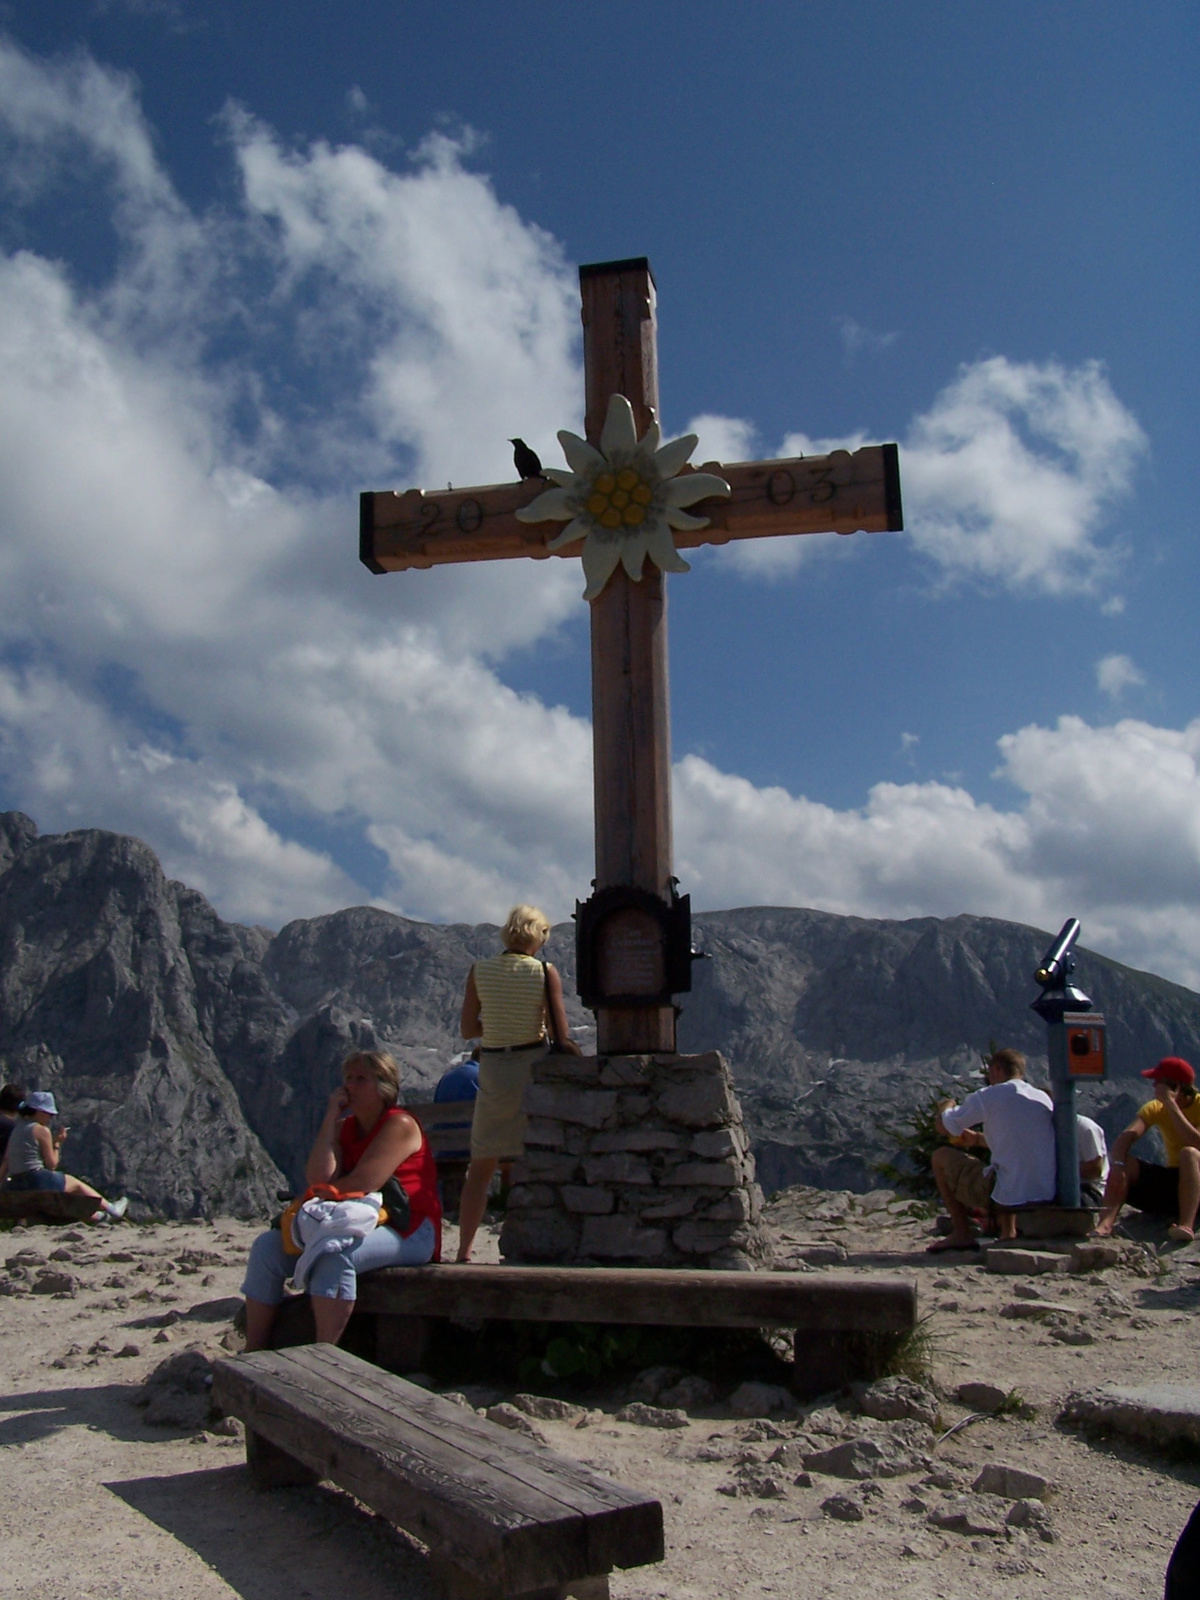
[{"xmin": 515, "ymin": 394, "xmax": 731, "ymax": 601}]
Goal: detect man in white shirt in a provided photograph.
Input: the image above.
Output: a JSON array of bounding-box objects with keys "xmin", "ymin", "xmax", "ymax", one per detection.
[
  {"xmin": 1077, "ymin": 1115, "xmax": 1109, "ymax": 1208},
  {"xmin": 929, "ymin": 1048, "xmax": 1056, "ymax": 1252}
]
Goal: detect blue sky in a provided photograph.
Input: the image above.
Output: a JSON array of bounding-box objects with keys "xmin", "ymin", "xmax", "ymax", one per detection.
[{"xmin": 0, "ymin": 2, "xmax": 1198, "ymax": 983}]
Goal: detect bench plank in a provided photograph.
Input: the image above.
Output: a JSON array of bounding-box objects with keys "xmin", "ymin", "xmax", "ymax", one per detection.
[
  {"xmin": 213, "ymin": 1346, "xmax": 662, "ymax": 1596},
  {"xmin": 357, "ymin": 1263, "xmax": 915, "ymax": 1332},
  {"xmin": 0, "ymin": 1191, "xmax": 100, "ymax": 1223}
]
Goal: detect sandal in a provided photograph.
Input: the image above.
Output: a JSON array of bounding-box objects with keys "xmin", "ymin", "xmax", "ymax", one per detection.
[
  {"xmin": 925, "ymin": 1236, "xmax": 980, "ymax": 1254},
  {"xmin": 1168, "ymin": 1224, "xmax": 1195, "ymax": 1243}
]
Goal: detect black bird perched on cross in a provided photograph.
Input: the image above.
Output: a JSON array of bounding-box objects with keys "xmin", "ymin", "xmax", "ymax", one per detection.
[{"xmin": 510, "ymin": 438, "xmax": 543, "ymax": 481}]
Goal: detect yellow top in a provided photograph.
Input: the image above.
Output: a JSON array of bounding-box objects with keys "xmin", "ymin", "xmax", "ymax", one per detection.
[
  {"xmin": 1139, "ymin": 1098, "xmax": 1200, "ymax": 1168},
  {"xmin": 473, "ymin": 952, "xmax": 547, "ymax": 1049}
]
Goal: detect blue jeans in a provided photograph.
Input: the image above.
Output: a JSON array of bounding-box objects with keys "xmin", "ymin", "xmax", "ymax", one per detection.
[
  {"xmin": 6, "ymin": 1170, "xmax": 67, "ymax": 1192},
  {"xmin": 241, "ymin": 1217, "xmax": 436, "ymax": 1303}
]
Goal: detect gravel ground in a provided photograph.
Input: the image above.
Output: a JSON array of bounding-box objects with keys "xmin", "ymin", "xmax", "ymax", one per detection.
[{"xmin": 1, "ymin": 1193, "xmax": 1197, "ymax": 1599}]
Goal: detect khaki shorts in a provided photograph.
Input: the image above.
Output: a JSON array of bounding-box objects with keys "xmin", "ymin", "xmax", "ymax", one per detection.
[
  {"xmin": 470, "ymin": 1043, "xmax": 548, "ymax": 1159},
  {"xmin": 939, "ymin": 1147, "xmax": 996, "ymax": 1211}
]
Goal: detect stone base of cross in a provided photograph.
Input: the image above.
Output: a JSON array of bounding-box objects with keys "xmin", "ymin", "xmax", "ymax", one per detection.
[{"xmin": 361, "ymin": 259, "xmax": 902, "ymax": 1054}]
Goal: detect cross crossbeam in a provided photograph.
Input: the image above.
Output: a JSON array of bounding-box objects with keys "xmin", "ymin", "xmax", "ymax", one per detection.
[{"xmin": 361, "ymin": 444, "xmax": 901, "ymax": 574}]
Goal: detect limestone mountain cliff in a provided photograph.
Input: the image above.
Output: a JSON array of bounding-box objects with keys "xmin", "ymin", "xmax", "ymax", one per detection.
[{"xmin": 3, "ymin": 811, "xmax": 1199, "ymax": 1212}]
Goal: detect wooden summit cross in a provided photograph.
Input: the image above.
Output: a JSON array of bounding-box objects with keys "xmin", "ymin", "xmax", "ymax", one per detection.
[{"xmin": 361, "ymin": 257, "xmax": 903, "ymax": 1057}]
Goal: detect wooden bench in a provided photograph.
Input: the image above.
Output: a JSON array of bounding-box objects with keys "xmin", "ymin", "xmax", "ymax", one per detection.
[
  {"xmin": 0, "ymin": 1190, "xmax": 100, "ymax": 1223},
  {"xmin": 212, "ymin": 1344, "xmax": 663, "ymax": 1600},
  {"xmin": 271, "ymin": 1264, "xmax": 918, "ymax": 1398}
]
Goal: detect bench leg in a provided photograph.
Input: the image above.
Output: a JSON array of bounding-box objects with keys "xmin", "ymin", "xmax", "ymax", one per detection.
[
  {"xmin": 245, "ymin": 1426, "xmax": 319, "ymax": 1489},
  {"xmin": 793, "ymin": 1330, "xmax": 885, "ymax": 1397},
  {"xmin": 428, "ymin": 1555, "xmax": 609, "ymax": 1600},
  {"xmin": 375, "ymin": 1314, "xmax": 433, "ymax": 1374}
]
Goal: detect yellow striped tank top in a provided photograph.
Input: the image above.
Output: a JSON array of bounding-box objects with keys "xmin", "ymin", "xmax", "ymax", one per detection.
[{"xmin": 473, "ymin": 952, "xmax": 547, "ymax": 1048}]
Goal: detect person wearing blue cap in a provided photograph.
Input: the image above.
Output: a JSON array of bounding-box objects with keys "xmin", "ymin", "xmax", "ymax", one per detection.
[{"xmin": 0, "ymin": 1091, "xmax": 128, "ymax": 1220}]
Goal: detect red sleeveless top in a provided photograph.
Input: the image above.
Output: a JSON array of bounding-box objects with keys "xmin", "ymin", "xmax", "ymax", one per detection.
[{"xmin": 338, "ymin": 1106, "xmax": 441, "ymax": 1262}]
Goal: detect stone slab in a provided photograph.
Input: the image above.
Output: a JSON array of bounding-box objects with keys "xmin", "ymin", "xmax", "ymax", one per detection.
[
  {"xmin": 1060, "ymin": 1384, "xmax": 1200, "ymax": 1451},
  {"xmin": 1013, "ymin": 1207, "xmax": 1097, "ymax": 1240},
  {"xmin": 984, "ymin": 1247, "xmax": 1067, "ymax": 1275}
]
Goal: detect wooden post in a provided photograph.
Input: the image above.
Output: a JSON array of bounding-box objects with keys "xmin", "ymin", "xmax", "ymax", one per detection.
[{"xmin": 581, "ymin": 260, "xmax": 676, "ymax": 1056}]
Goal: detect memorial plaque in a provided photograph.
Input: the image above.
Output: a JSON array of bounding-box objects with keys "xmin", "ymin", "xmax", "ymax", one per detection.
[{"xmin": 596, "ymin": 907, "xmax": 667, "ymax": 1000}]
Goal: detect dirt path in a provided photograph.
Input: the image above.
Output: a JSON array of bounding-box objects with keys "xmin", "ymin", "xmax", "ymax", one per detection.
[{"xmin": 1, "ymin": 1199, "xmax": 1197, "ymax": 1599}]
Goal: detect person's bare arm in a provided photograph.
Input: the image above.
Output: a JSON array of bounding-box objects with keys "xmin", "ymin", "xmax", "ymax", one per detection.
[
  {"xmin": 461, "ymin": 968, "xmax": 482, "ymax": 1040},
  {"xmin": 36, "ymin": 1124, "xmax": 58, "ymax": 1172},
  {"xmin": 1109, "ymin": 1117, "xmax": 1148, "ymax": 1169},
  {"xmin": 338, "ymin": 1113, "xmax": 422, "ymax": 1194},
  {"xmin": 305, "ymin": 1085, "xmax": 349, "ymax": 1188},
  {"xmin": 0, "ymin": 1151, "xmax": 8, "ymax": 1186},
  {"xmin": 544, "ymin": 963, "xmax": 582, "ymax": 1055}
]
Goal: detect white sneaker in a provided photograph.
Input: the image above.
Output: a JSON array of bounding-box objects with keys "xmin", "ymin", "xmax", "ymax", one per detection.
[{"xmin": 104, "ymin": 1196, "xmax": 129, "ymax": 1220}]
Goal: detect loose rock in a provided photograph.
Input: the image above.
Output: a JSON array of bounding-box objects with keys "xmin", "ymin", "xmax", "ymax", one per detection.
[
  {"xmin": 852, "ymin": 1376, "xmax": 939, "ymax": 1428},
  {"xmin": 615, "ymin": 1403, "xmax": 688, "ymax": 1429},
  {"xmin": 485, "ymin": 1404, "xmax": 548, "ymax": 1442},
  {"xmin": 729, "ymin": 1381, "xmax": 797, "ymax": 1418},
  {"xmin": 822, "ymin": 1493, "xmax": 865, "ymax": 1522},
  {"xmin": 927, "ymin": 1493, "xmax": 1009, "ymax": 1537},
  {"xmin": 1006, "ymin": 1498, "xmax": 1057, "ymax": 1542},
  {"xmin": 955, "ymin": 1381, "xmax": 1010, "ymax": 1414},
  {"xmin": 32, "ymin": 1270, "xmax": 76, "ymax": 1296},
  {"xmin": 972, "ymin": 1463, "xmax": 1051, "ymax": 1500},
  {"xmin": 512, "ymin": 1394, "xmax": 588, "ymax": 1425}
]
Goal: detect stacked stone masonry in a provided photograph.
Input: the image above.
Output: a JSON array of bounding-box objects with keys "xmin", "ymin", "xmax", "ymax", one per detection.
[{"xmin": 499, "ymin": 1050, "xmax": 773, "ymax": 1269}]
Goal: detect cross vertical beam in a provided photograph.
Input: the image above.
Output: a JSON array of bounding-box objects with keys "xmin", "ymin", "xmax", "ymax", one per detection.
[{"xmin": 581, "ymin": 260, "xmax": 677, "ymax": 1055}]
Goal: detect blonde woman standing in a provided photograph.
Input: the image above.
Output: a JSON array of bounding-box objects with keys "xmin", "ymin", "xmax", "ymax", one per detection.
[{"xmin": 456, "ymin": 905, "xmax": 580, "ymax": 1262}]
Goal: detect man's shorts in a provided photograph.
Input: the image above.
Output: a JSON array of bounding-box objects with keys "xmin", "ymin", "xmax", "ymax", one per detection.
[
  {"xmin": 470, "ymin": 1043, "xmax": 548, "ymax": 1159},
  {"xmin": 938, "ymin": 1147, "xmax": 996, "ymax": 1211},
  {"xmin": 1127, "ymin": 1160, "xmax": 1180, "ymax": 1216}
]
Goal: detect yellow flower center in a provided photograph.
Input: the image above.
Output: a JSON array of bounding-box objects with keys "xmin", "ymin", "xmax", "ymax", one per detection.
[{"xmin": 586, "ymin": 465, "xmax": 652, "ymax": 532}]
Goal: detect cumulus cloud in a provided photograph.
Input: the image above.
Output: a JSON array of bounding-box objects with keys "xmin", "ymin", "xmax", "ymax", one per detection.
[
  {"xmin": 696, "ymin": 357, "xmax": 1145, "ymax": 590},
  {"xmin": 836, "ymin": 315, "xmax": 900, "ymax": 360},
  {"xmin": 0, "ymin": 40, "xmax": 1194, "ymax": 994},
  {"xmin": 675, "ymin": 714, "xmax": 1200, "ymax": 990},
  {"xmin": 1096, "ymin": 653, "xmax": 1146, "ymax": 699}
]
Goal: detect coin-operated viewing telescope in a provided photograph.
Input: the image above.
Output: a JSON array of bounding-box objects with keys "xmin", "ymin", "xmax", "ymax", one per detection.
[{"xmin": 1030, "ymin": 917, "xmax": 1107, "ymax": 1208}]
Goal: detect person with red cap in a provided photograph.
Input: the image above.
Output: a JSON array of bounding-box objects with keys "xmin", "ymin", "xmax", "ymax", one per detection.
[{"xmin": 1093, "ymin": 1057, "xmax": 1200, "ymax": 1241}]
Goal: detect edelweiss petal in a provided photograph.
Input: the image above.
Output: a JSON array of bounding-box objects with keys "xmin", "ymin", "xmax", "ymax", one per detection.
[
  {"xmin": 599, "ymin": 394, "xmax": 640, "ymax": 458},
  {"xmin": 517, "ymin": 392, "xmax": 730, "ymax": 598},
  {"xmin": 644, "ymin": 527, "xmax": 691, "ymax": 574},
  {"xmin": 558, "ymin": 431, "xmax": 606, "ymax": 477},
  {"xmin": 516, "ymin": 486, "xmax": 574, "ymax": 524},
  {"xmin": 547, "ymin": 517, "xmax": 590, "ymax": 550},
  {"xmin": 663, "ymin": 472, "xmax": 733, "ymax": 507},
  {"xmin": 581, "ymin": 538, "xmax": 625, "ymax": 601},
  {"xmin": 664, "ymin": 507, "xmax": 711, "ymax": 532},
  {"xmin": 651, "ymin": 434, "xmax": 700, "ymax": 480}
]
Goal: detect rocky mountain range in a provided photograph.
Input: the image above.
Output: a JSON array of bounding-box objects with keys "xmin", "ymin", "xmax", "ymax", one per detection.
[{"xmin": 3, "ymin": 811, "xmax": 1198, "ymax": 1215}]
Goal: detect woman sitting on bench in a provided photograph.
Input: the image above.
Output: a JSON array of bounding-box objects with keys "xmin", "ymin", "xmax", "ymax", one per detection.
[
  {"xmin": 242, "ymin": 1051, "xmax": 441, "ymax": 1350},
  {"xmin": 0, "ymin": 1092, "xmax": 127, "ymax": 1221}
]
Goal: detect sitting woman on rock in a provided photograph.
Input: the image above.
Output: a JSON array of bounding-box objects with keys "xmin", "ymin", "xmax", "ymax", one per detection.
[
  {"xmin": 0, "ymin": 1091, "xmax": 128, "ymax": 1221},
  {"xmin": 242, "ymin": 1050, "xmax": 441, "ymax": 1351}
]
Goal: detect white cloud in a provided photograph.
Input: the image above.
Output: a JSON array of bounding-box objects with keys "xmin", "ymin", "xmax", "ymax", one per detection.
[
  {"xmin": 695, "ymin": 357, "xmax": 1145, "ymax": 591},
  {"xmin": 1096, "ymin": 653, "xmax": 1146, "ymax": 699},
  {"xmin": 686, "ymin": 414, "xmax": 758, "ymax": 468},
  {"xmin": 836, "ymin": 316, "xmax": 900, "ymax": 360},
  {"xmin": 672, "ymin": 715, "xmax": 1200, "ymax": 990},
  {"xmin": 903, "ymin": 356, "xmax": 1146, "ymax": 593},
  {"xmin": 1, "ymin": 41, "xmax": 1196, "ymax": 997}
]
